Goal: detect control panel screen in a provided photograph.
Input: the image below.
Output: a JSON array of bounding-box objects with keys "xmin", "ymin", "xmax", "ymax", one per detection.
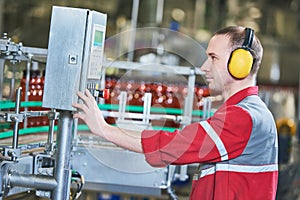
[
  {"xmin": 88, "ymin": 24, "xmax": 106, "ymax": 79},
  {"xmin": 94, "ymin": 30, "xmax": 104, "ymax": 47}
]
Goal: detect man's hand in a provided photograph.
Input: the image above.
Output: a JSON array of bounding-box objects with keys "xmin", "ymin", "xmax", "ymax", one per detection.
[
  {"xmin": 72, "ymin": 89, "xmax": 107, "ymax": 136},
  {"xmin": 73, "ymin": 89, "xmax": 143, "ymax": 153}
]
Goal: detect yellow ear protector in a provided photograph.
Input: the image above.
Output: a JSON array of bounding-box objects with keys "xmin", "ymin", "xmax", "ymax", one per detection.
[{"xmin": 227, "ymin": 28, "xmax": 255, "ymax": 79}]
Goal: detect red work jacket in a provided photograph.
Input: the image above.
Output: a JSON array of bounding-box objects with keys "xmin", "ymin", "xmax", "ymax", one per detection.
[{"xmin": 141, "ymin": 86, "xmax": 278, "ymax": 200}]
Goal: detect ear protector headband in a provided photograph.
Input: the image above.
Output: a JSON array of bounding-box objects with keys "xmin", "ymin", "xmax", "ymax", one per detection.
[{"xmin": 227, "ymin": 28, "xmax": 255, "ymax": 79}]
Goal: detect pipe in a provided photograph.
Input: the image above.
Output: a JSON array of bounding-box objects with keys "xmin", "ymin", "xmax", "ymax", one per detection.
[
  {"xmin": 156, "ymin": 0, "xmax": 164, "ymax": 25},
  {"xmin": 127, "ymin": 0, "xmax": 139, "ymax": 61},
  {"xmin": 52, "ymin": 110, "xmax": 73, "ymax": 200},
  {"xmin": 0, "ymin": 59, "xmax": 5, "ymax": 100},
  {"xmin": 8, "ymin": 172, "xmax": 57, "ymax": 190},
  {"xmin": 12, "ymin": 87, "xmax": 22, "ymax": 150},
  {"xmin": 183, "ymin": 69, "xmax": 195, "ymax": 126},
  {"xmin": 45, "ymin": 109, "xmax": 57, "ymax": 155},
  {"xmin": 23, "ymin": 60, "xmax": 31, "ymax": 128}
]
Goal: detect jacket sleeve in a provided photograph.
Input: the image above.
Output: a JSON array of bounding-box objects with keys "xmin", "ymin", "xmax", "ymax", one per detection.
[{"xmin": 141, "ymin": 105, "xmax": 253, "ymax": 167}]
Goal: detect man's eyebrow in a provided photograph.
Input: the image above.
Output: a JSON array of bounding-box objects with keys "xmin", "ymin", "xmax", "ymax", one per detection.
[{"xmin": 207, "ymin": 52, "xmax": 217, "ymax": 57}]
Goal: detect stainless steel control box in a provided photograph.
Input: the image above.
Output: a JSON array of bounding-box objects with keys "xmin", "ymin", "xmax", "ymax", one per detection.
[{"xmin": 43, "ymin": 6, "xmax": 107, "ymax": 110}]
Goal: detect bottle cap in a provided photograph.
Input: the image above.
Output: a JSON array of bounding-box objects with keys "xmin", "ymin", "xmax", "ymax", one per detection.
[{"xmin": 102, "ymin": 89, "xmax": 110, "ymax": 100}]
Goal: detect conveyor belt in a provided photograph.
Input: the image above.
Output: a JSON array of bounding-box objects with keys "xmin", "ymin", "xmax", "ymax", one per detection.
[
  {"xmin": 0, "ymin": 100, "xmax": 212, "ymax": 116},
  {"xmin": 0, "ymin": 100, "xmax": 213, "ymax": 139}
]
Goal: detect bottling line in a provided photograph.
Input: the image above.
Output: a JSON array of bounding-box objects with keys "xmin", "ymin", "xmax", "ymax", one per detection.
[{"xmin": 0, "ymin": 6, "xmax": 211, "ymax": 200}]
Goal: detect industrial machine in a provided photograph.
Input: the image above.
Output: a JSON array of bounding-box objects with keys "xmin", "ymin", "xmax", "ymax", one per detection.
[
  {"xmin": 0, "ymin": 5, "xmax": 209, "ymax": 200},
  {"xmin": 0, "ymin": 6, "xmax": 109, "ymax": 200}
]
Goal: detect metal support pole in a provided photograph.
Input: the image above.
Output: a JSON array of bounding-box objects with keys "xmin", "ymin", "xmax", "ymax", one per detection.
[
  {"xmin": 127, "ymin": 0, "xmax": 139, "ymax": 61},
  {"xmin": 0, "ymin": 58, "xmax": 5, "ymax": 100},
  {"xmin": 193, "ymin": 0, "xmax": 206, "ymax": 32},
  {"xmin": 143, "ymin": 93, "xmax": 152, "ymax": 124},
  {"xmin": 180, "ymin": 68, "xmax": 196, "ymax": 184},
  {"xmin": 12, "ymin": 87, "xmax": 22, "ymax": 150},
  {"xmin": 52, "ymin": 110, "xmax": 73, "ymax": 200},
  {"xmin": 182, "ymin": 68, "xmax": 195, "ymax": 126},
  {"xmin": 156, "ymin": 0, "xmax": 164, "ymax": 25},
  {"xmin": 118, "ymin": 91, "xmax": 127, "ymax": 121},
  {"xmin": 45, "ymin": 109, "xmax": 59, "ymax": 155},
  {"xmin": 23, "ymin": 60, "xmax": 31, "ymax": 128}
]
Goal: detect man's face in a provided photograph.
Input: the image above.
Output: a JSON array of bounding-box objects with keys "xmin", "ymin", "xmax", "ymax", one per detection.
[{"xmin": 200, "ymin": 34, "xmax": 233, "ymax": 96}]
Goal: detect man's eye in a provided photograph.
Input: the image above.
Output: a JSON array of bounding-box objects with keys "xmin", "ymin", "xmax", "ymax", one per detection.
[{"xmin": 211, "ymin": 56, "xmax": 217, "ymax": 61}]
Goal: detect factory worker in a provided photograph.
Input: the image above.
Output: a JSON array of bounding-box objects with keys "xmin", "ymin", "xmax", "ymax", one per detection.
[{"xmin": 73, "ymin": 26, "xmax": 278, "ymax": 200}]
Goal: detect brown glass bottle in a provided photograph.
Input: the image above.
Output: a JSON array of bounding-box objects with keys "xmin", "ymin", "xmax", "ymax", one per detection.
[{"xmin": 19, "ymin": 69, "xmax": 46, "ymax": 128}]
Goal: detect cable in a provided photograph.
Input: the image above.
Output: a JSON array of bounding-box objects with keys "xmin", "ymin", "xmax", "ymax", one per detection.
[
  {"xmin": 20, "ymin": 48, "xmax": 47, "ymax": 64},
  {"xmin": 70, "ymin": 170, "xmax": 85, "ymax": 200}
]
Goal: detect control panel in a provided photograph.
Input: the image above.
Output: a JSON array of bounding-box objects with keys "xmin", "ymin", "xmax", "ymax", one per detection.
[{"xmin": 42, "ymin": 6, "xmax": 107, "ymax": 110}]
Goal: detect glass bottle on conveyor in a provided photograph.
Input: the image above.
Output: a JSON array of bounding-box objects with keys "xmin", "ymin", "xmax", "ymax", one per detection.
[{"xmin": 19, "ymin": 62, "xmax": 46, "ymax": 128}]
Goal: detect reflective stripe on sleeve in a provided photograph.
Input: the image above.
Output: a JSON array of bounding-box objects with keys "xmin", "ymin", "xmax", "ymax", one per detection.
[{"xmin": 200, "ymin": 121, "xmax": 228, "ymax": 161}]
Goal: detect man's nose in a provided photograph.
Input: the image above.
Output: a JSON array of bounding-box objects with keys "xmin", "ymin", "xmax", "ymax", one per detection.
[{"xmin": 200, "ymin": 59, "xmax": 209, "ymax": 72}]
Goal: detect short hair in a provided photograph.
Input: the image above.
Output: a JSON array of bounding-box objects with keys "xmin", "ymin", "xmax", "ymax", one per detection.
[{"xmin": 213, "ymin": 26, "xmax": 263, "ymax": 76}]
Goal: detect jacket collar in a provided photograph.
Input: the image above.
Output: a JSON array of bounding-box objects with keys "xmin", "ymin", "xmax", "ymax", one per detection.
[{"xmin": 224, "ymin": 86, "xmax": 258, "ymax": 106}]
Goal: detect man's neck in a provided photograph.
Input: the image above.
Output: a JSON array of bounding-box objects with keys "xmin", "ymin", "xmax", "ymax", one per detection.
[{"xmin": 223, "ymin": 79, "xmax": 255, "ymax": 101}]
